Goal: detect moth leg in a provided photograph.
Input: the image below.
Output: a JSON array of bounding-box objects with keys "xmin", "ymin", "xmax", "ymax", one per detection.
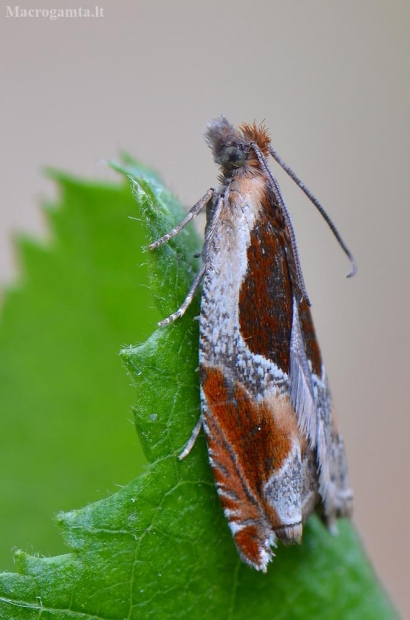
[
  {"xmin": 158, "ymin": 264, "xmax": 206, "ymax": 326},
  {"xmin": 179, "ymin": 416, "xmax": 203, "ymax": 460},
  {"xmin": 149, "ymin": 188, "xmax": 215, "ymax": 250}
]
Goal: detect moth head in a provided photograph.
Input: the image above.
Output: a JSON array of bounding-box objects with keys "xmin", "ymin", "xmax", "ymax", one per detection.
[
  {"xmin": 204, "ymin": 116, "xmax": 270, "ymax": 172},
  {"xmin": 204, "ymin": 116, "xmax": 247, "ymax": 169}
]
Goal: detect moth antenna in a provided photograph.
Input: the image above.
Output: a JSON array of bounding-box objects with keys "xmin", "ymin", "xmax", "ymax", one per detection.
[
  {"xmin": 251, "ymin": 142, "xmax": 312, "ymax": 306},
  {"xmin": 269, "ymin": 146, "xmax": 357, "ymax": 278}
]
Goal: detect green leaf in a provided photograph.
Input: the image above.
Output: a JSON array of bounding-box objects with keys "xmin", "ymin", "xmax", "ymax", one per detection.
[
  {"xmin": 0, "ymin": 160, "xmax": 397, "ymax": 619},
  {"xmin": 0, "ymin": 172, "xmax": 156, "ymax": 568}
]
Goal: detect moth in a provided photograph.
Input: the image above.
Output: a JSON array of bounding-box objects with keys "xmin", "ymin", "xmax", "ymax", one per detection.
[{"xmin": 149, "ymin": 116, "xmax": 355, "ymax": 571}]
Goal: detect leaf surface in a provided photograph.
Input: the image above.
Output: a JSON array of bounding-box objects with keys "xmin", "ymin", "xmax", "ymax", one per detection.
[{"xmin": 0, "ymin": 172, "xmax": 156, "ymax": 567}]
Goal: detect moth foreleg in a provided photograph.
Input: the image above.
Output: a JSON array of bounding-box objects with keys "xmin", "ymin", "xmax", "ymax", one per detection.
[
  {"xmin": 149, "ymin": 188, "xmax": 215, "ymax": 250},
  {"xmin": 157, "ymin": 264, "xmax": 206, "ymax": 327},
  {"xmin": 179, "ymin": 416, "xmax": 203, "ymax": 460}
]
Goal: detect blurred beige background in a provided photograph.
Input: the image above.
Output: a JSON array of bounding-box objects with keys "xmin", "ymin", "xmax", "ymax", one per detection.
[{"xmin": 1, "ymin": 0, "xmax": 409, "ymax": 615}]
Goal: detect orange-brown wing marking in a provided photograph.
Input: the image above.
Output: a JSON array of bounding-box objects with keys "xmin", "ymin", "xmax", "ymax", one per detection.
[
  {"xmin": 239, "ymin": 221, "xmax": 293, "ymax": 374},
  {"xmin": 201, "ymin": 366, "xmax": 300, "ymax": 570}
]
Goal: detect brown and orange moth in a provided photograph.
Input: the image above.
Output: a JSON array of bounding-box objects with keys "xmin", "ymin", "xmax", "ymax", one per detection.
[{"xmin": 149, "ymin": 116, "xmax": 355, "ymax": 571}]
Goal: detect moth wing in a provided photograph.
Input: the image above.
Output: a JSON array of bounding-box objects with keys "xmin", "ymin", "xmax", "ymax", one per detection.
[
  {"xmin": 290, "ymin": 295, "xmax": 353, "ymax": 524},
  {"xmin": 314, "ymin": 375, "xmax": 353, "ymax": 524},
  {"xmin": 200, "ymin": 366, "xmax": 279, "ymax": 572},
  {"xmin": 289, "ymin": 297, "xmax": 317, "ymax": 444}
]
